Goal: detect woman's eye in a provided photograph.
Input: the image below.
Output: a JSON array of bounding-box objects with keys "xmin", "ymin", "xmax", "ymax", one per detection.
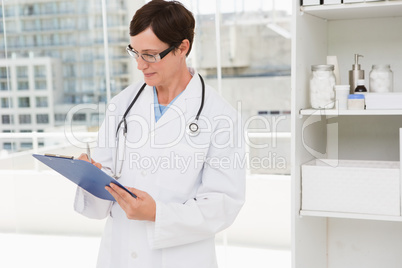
[{"xmin": 143, "ymin": 54, "xmax": 155, "ymax": 60}]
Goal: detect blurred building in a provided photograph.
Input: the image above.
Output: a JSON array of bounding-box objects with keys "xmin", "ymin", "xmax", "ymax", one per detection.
[
  {"xmin": 0, "ymin": 55, "xmax": 62, "ymax": 151},
  {"xmin": 0, "ymin": 0, "xmax": 132, "ymax": 129},
  {"xmin": 0, "ymin": 0, "xmax": 291, "ymax": 161}
]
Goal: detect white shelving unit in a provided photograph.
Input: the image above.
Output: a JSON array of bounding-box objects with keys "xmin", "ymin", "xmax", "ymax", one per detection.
[
  {"xmin": 300, "ymin": 1, "xmax": 402, "ymax": 20},
  {"xmin": 300, "ymin": 210, "xmax": 402, "ymax": 222},
  {"xmin": 300, "ymin": 109, "xmax": 402, "ymax": 116},
  {"xmin": 292, "ymin": 1, "xmax": 402, "ymax": 267}
]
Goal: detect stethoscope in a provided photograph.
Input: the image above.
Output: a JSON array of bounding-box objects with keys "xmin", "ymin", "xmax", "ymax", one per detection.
[{"xmin": 111, "ymin": 74, "xmax": 205, "ymax": 179}]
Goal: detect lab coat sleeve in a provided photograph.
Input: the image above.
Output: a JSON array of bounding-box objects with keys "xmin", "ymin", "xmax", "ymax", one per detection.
[
  {"xmin": 74, "ymin": 114, "xmax": 114, "ymax": 220},
  {"xmin": 146, "ymin": 108, "xmax": 246, "ymax": 249},
  {"xmin": 74, "ymin": 187, "xmax": 112, "ymax": 219}
]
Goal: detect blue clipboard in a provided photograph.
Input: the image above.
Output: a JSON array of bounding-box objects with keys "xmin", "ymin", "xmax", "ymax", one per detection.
[{"xmin": 33, "ymin": 154, "xmax": 136, "ymax": 201}]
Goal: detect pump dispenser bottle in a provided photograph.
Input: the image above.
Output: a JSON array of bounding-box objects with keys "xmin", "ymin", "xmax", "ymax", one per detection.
[{"xmin": 349, "ymin": 54, "xmax": 364, "ymax": 94}]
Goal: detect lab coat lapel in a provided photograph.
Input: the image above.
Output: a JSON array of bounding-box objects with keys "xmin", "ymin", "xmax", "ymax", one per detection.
[
  {"xmin": 153, "ymin": 95, "xmax": 186, "ymax": 130},
  {"xmin": 153, "ymin": 73, "xmax": 202, "ymax": 131},
  {"xmin": 133, "ymin": 84, "xmax": 154, "ymax": 126}
]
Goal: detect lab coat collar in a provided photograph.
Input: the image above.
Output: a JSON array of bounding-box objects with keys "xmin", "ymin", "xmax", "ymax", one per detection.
[{"xmin": 151, "ymin": 69, "xmax": 203, "ymax": 131}]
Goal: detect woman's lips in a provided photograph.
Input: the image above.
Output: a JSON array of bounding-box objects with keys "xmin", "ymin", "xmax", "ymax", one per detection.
[{"xmin": 144, "ymin": 72, "xmax": 155, "ymax": 78}]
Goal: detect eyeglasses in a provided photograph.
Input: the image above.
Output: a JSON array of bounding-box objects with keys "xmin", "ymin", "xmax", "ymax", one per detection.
[{"xmin": 126, "ymin": 44, "xmax": 175, "ymax": 63}]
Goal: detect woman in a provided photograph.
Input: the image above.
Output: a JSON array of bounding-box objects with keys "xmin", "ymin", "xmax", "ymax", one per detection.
[{"xmin": 75, "ymin": 1, "xmax": 245, "ymax": 267}]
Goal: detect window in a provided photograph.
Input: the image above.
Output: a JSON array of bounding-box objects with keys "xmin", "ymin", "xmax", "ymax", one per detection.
[
  {"xmin": 60, "ymin": 17, "xmax": 75, "ymax": 30},
  {"xmin": 77, "ymin": 17, "xmax": 88, "ymax": 29},
  {"xmin": 0, "ymin": 81, "xmax": 8, "ymax": 91},
  {"xmin": 0, "ymin": 67, "xmax": 7, "ymax": 78},
  {"xmin": 7, "ymin": 36, "xmax": 18, "ymax": 48},
  {"xmin": 3, "ymin": 142, "xmax": 15, "ymax": 150},
  {"xmin": 19, "ymin": 114, "xmax": 31, "ymax": 124},
  {"xmin": 20, "ymin": 142, "xmax": 33, "ymax": 149},
  {"xmin": 22, "ymin": 19, "xmax": 36, "ymax": 31},
  {"xmin": 82, "ymin": 79, "xmax": 94, "ymax": 92},
  {"xmin": 6, "ymin": 21, "xmax": 17, "ymax": 33},
  {"xmin": 35, "ymin": 96, "xmax": 48, "ymax": 107},
  {"xmin": 35, "ymin": 80, "xmax": 47, "ymax": 90},
  {"xmin": 55, "ymin": 113, "xmax": 66, "ymax": 122},
  {"xmin": 64, "ymin": 80, "xmax": 77, "ymax": 93},
  {"xmin": 1, "ymin": 115, "xmax": 14, "ymax": 124},
  {"xmin": 73, "ymin": 113, "xmax": 86, "ymax": 122},
  {"xmin": 33, "ymin": 33, "xmax": 42, "ymax": 45},
  {"xmin": 34, "ymin": 65, "xmax": 46, "ymax": 77},
  {"xmin": 64, "ymin": 64, "xmax": 75, "ymax": 77},
  {"xmin": 17, "ymin": 81, "xmax": 29, "ymax": 90},
  {"xmin": 90, "ymin": 113, "xmax": 102, "ymax": 126},
  {"xmin": 36, "ymin": 114, "xmax": 49, "ymax": 124},
  {"xmin": 81, "ymin": 64, "xmax": 94, "ymax": 77},
  {"xmin": 1, "ymin": 97, "xmax": 12, "ymax": 108},
  {"xmin": 25, "ymin": 35, "xmax": 35, "ymax": 46},
  {"xmin": 22, "ymin": 5, "xmax": 35, "ymax": 16},
  {"xmin": 18, "ymin": 97, "xmax": 30, "ymax": 107},
  {"xmin": 16, "ymin": 66, "xmax": 28, "ymax": 78},
  {"xmin": 41, "ymin": 34, "xmax": 53, "ymax": 46},
  {"xmin": 80, "ymin": 48, "xmax": 93, "ymax": 61}
]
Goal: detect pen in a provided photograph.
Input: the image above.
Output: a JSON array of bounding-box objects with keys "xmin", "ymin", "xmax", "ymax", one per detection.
[{"xmin": 87, "ymin": 143, "xmax": 91, "ymax": 163}]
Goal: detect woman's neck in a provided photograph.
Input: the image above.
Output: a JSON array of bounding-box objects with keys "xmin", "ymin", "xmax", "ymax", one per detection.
[{"xmin": 155, "ymin": 68, "xmax": 192, "ymax": 105}]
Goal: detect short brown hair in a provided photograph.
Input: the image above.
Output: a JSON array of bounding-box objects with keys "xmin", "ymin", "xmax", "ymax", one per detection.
[{"xmin": 129, "ymin": 0, "xmax": 195, "ymax": 56}]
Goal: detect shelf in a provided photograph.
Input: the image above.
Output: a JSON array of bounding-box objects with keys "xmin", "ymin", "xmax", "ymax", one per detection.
[
  {"xmin": 300, "ymin": 109, "xmax": 402, "ymax": 116},
  {"xmin": 301, "ymin": 1, "xmax": 402, "ymax": 20},
  {"xmin": 294, "ymin": 0, "xmax": 402, "ymax": 266},
  {"xmin": 300, "ymin": 210, "xmax": 402, "ymax": 222}
]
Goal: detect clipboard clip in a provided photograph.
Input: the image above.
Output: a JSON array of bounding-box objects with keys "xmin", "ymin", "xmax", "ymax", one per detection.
[{"xmin": 44, "ymin": 153, "xmax": 74, "ymax": 159}]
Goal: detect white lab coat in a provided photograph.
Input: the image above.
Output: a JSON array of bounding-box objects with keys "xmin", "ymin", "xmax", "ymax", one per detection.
[{"xmin": 74, "ymin": 69, "xmax": 245, "ymax": 268}]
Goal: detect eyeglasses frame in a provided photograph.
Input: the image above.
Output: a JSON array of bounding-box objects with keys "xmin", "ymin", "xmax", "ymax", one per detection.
[{"xmin": 126, "ymin": 44, "xmax": 176, "ymax": 63}]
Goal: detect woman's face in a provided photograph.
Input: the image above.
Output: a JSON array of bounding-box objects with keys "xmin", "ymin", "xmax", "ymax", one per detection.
[{"xmin": 130, "ymin": 27, "xmax": 182, "ymax": 87}]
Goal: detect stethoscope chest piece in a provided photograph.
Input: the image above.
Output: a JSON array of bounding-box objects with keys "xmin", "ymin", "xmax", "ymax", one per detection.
[
  {"xmin": 110, "ymin": 74, "xmax": 205, "ymax": 179},
  {"xmin": 186, "ymin": 121, "xmax": 200, "ymax": 137}
]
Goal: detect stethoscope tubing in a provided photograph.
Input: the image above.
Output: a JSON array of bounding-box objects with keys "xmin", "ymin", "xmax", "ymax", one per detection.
[
  {"xmin": 116, "ymin": 74, "xmax": 204, "ymax": 135},
  {"xmin": 113, "ymin": 74, "xmax": 205, "ymax": 178}
]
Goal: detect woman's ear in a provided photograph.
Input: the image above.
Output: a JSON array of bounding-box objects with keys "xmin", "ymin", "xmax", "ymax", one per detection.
[{"xmin": 179, "ymin": 39, "xmax": 190, "ymax": 57}]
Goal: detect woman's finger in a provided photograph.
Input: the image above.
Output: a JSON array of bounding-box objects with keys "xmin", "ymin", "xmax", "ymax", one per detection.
[
  {"xmin": 126, "ymin": 187, "xmax": 145, "ymax": 199},
  {"xmin": 77, "ymin": 153, "xmax": 102, "ymax": 169},
  {"xmin": 110, "ymin": 183, "xmax": 135, "ymax": 201},
  {"xmin": 105, "ymin": 185, "xmax": 126, "ymax": 206},
  {"xmin": 78, "ymin": 153, "xmax": 89, "ymax": 161},
  {"xmin": 93, "ymin": 162, "xmax": 102, "ymax": 169}
]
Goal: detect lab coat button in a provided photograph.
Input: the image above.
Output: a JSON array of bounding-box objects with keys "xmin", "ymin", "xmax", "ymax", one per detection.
[
  {"xmin": 150, "ymin": 131, "xmax": 155, "ymax": 137},
  {"xmin": 131, "ymin": 252, "xmax": 138, "ymax": 259},
  {"xmin": 141, "ymin": 170, "xmax": 147, "ymax": 176}
]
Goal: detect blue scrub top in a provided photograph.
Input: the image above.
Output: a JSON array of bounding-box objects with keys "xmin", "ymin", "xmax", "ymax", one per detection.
[{"xmin": 153, "ymin": 87, "xmax": 183, "ymax": 122}]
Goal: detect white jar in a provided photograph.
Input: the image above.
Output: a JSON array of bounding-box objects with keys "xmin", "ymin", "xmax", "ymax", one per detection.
[
  {"xmin": 369, "ymin": 64, "xmax": 393, "ymax": 93},
  {"xmin": 334, "ymin": 85, "xmax": 350, "ymax": 110},
  {"xmin": 310, "ymin": 65, "xmax": 336, "ymax": 109}
]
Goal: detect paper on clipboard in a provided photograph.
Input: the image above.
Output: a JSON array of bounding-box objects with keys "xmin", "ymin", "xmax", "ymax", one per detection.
[{"xmin": 32, "ymin": 154, "xmax": 136, "ymax": 201}]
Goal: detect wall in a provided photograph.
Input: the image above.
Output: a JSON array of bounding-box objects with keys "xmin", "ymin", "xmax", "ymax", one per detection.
[{"xmin": 0, "ymin": 169, "xmax": 290, "ymax": 249}]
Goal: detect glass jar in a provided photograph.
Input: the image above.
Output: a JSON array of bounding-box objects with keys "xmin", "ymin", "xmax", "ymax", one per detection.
[
  {"xmin": 369, "ymin": 64, "xmax": 393, "ymax": 93},
  {"xmin": 310, "ymin": 65, "xmax": 336, "ymax": 109}
]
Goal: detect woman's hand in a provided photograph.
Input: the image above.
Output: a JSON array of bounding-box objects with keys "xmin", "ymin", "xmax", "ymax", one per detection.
[
  {"xmin": 78, "ymin": 153, "xmax": 102, "ymax": 169},
  {"xmin": 105, "ymin": 184, "xmax": 156, "ymax": 222}
]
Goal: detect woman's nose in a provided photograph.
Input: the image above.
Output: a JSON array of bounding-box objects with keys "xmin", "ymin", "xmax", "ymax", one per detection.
[{"xmin": 136, "ymin": 57, "xmax": 148, "ymax": 71}]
